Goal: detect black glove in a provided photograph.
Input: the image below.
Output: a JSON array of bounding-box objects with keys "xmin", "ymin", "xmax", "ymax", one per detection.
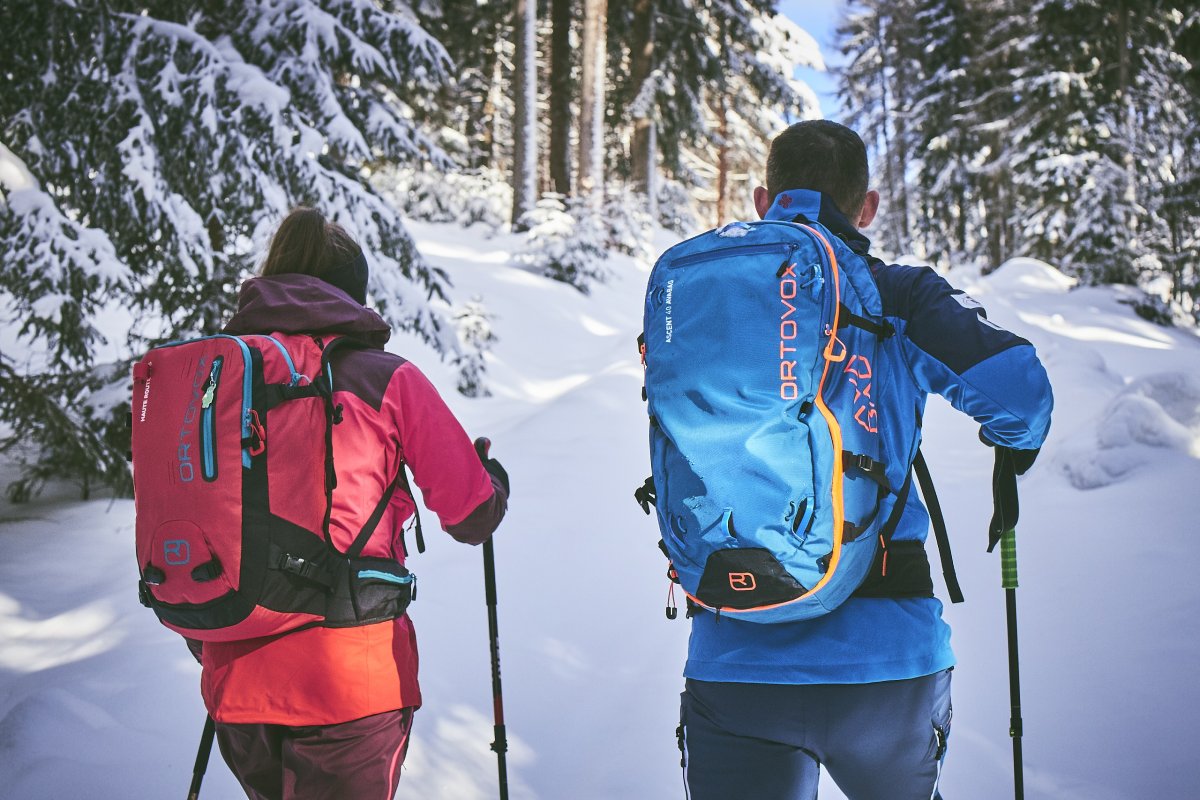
[
  {"xmin": 978, "ymin": 428, "xmax": 1040, "ymax": 475},
  {"xmin": 474, "ymin": 437, "xmax": 510, "ymax": 497}
]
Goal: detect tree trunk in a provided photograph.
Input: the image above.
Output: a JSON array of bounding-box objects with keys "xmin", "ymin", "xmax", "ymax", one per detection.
[
  {"xmin": 891, "ymin": 36, "xmax": 913, "ymax": 252},
  {"xmin": 984, "ymin": 167, "xmax": 1010, "ymax": 271},
  {"xmin": 629, "ymin": 0, "xmax": 655, "ymax": 195},
  {"xmin": 1116, "ymin": 0, "xmax": 1137, "ymax": 235},
  {"xmin": 646, "ymin": 118, "xmax": 657, "ymax": 219},
  {"xmin": 578, "ymin": 0, "xmax": 607, "ymax": 204},
  {"xmin": 716, "ymin": 93, "xmax": 730, "ymax": 226},
  {"xmin": 511, "ymin": 0, "xmax": 538, "ymax": 229},
  {"xmin": 873, "ymin": 12, "xmax": 905, "ymax": 251},
  {"xmin": 548, "ymin": 0, "xmax": 572, "ymax": 196},
  {"xmin": 481, "ymin": 39, "xmax": 504, "ymax": 169}
]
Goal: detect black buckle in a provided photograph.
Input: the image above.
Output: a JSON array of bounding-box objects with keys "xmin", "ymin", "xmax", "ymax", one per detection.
[
  {"xmin": 634, "ymin": 477, "xmax": 657, "ymax": 514},
  {"xmin": 279, "ymin": 553, "xmax": 315, "ymax": 580},
  {"xmin": 844, "ymin": 453, "xmax": 891, "ymax": 489},
  {"xmin": 191, "ymin": 559, "xmax": 223, "ymax": 583},
  {"xmin": 849, "ymin": 453, "xmax": 878, "ymax": 473},
  {"xmin": 138, "ymin": 580, "xmax": 153, "ymax": 608}
]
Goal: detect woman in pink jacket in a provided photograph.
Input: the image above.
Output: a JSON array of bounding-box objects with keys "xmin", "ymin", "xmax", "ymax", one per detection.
[{"xmin": 199, "ymin": 208, "xmax": 509, "ymax": 799}]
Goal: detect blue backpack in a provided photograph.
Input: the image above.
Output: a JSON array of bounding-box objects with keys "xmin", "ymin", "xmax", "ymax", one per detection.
[{"xmin": 637, "ymin": 218, "xmax": 956, "ymax": 623}]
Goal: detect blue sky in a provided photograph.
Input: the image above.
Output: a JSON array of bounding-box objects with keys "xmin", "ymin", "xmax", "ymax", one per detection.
[{"xmin": 778, "ymin": 0, "xmax": 844, "ymax": 119}]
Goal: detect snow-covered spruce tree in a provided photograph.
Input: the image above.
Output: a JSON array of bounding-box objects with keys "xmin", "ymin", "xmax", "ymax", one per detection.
[
  {"xmin": 994, "ymin": 0, "xmax": 1139, "ymax": 283},
  {"xmin": 0, "ymin": 142, "xmax": 130, "ymax": 501},
  {"xmin": 453, "ymin": 297, "xmax": 498, "ymax": 397},
  {"xmin": 416, "ymin": 0, "xmax": 512, "ymax": 171},
  {"xmin": 515, "ymin": 195, "xmax": 611, "ymax": 292},
  {"xmin": 838, "ymin": 0, "xmax": 1200, "ymax": 294},
  {"xmin": 903, "ymin": 0, "xmax": 984, "ymax": 266},
  {"xmin": 375, "ymin": 165, "xmax": 511, "ymax": 230},
  {"xmin": 838, "ymin": 0, "xmax": 923, "ymax": 258},
  {"xmin": 608, "ymin": 0, "xmax": 656, "ymax": 198},
  {"xmin": 610, "ymin": 0, "xmax": 818, "ymax": 227},
  {"xmin": 1124, "ymin": 3, "xmax": 1200, "ymax": 320},
  {"xmin": 0, "ymin": 0, "xmax": 458, "ymax": 500},
  {"xmin": 706, "ymin": 7, "xmax": 822, "ymax": 224},
  {"xmin": 1003, "ymin": 0, "xmax": 1194, "ymax": 288},
  {"xmin": 1153, "ymin": 8, "xmax": 1200, "ymax": 320}
]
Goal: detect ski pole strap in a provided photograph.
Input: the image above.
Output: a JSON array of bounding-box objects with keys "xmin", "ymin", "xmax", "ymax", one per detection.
[
  {"xmin": 396, "ymin": 464, "xmax": 425, "ymax": 554},
  {"xmin": 988, "ymin": 447, "xmax": 1020, "ymax": 553},
  {"xmin": 913, "ymin": 449, "xmax": 964, "ymax": 604},
  {"xmin": 1001, "ymin": 529, "xmax": 1019, "ymax": 589}
]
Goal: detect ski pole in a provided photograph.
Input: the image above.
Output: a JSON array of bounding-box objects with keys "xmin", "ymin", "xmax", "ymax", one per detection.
[
  {"xmin": 187, "ymin": 714, "xmax": 216, "ymax": 800},
  {"xmin": 988, "ymin": 446, "xmax": 1024, "ymax": 800},
  {"xmin": 1001, "ymin": 527, "xmax": 1024, "ymax": 800},
  {"xmin": 474, "ymin": 438, "xmax": 509, "ymax": 800},
  {"xmin": 483, "ymin": 537, "xmax": 510, "ymax": 800}
]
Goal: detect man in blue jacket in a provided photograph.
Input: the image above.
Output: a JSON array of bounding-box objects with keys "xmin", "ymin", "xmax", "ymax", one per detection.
[{"xmin": 678, "ymin": 120, "xmax": 1053, "ymax": 799}]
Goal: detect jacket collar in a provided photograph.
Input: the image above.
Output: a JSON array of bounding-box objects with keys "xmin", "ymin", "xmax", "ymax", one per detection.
[
  {"xmin": 762, "ymin": 189, "xmax": 872, "ymax": 256},
  {"xmin": 223, "ymin": 273, "xmax": 391, "ymax": 347}
]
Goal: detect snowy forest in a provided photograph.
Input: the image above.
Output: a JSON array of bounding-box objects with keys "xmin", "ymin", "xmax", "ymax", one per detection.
[
  {"xmin": 840, "ymin": 0, "xmax": 1200, "ymax": 303},
  {"xmin": 1, "ymin": 0, "xmax": 1198, "ymax": 503}
]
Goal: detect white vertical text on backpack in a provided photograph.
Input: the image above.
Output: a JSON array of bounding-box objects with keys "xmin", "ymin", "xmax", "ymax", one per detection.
[
  {"xmin": 638, "ymin": 218, "xmax": 946, "ymax": 623},
  {"xmin": 131, "ymin": 333, "xmax": 416, "ymax": 642}
]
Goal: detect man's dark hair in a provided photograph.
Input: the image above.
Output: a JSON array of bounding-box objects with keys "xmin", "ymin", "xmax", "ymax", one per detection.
[{"xmin": 766, "ymin": 120, "xmax": 869, "ymax": 218}]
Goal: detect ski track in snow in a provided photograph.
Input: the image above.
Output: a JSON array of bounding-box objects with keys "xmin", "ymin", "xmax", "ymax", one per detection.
[{"xmin": 1, "ymin": 228, "xmax": 1198, "ymax": 799}]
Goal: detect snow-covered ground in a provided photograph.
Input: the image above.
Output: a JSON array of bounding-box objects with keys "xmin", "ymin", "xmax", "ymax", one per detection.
[{"xmin": 2, "ymin": 219, "xmax": 1199, "ymax": 799}]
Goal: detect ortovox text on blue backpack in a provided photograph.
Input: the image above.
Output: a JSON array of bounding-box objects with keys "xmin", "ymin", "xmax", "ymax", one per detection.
[{"xmin": 639, "ymin": 216, "xmax": 940, "ymax": 623}]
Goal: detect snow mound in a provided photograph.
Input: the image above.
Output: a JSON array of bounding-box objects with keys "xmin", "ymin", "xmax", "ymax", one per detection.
[
  {"xmin": 1059, "ymin": 371, "xmax": 1200, "ymax": 489},
  {"xmin": 0, "ymin": 686, "xmax": 121, "ymax": 744},
  {"xmin": 984, "ymin": 257, "xmax": 1077, "ymax": 295}
]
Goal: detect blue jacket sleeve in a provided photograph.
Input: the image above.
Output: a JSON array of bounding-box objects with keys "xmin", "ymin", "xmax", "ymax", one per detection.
[{"xmin": 874, "ymin": 263, "xmax": 1053, "ymax": 450}]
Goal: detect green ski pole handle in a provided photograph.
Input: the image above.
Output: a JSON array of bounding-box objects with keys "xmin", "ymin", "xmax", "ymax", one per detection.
[
  {"xmin": 1001, "ymin": 528, "xmax": 1018, "ymax": 590},
  {"xmin": 1000, "ymin": 526, "xmax": 1025, "ymax": 800}
]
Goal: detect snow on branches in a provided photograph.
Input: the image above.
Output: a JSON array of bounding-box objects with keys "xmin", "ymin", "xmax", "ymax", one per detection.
[{"xmin": 0, "ymin": 0, "xmax": 459, "ymax": 498}]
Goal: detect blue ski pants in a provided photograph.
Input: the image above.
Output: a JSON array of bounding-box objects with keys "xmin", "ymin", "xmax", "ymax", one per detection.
[{"xmin": 680, "ymin": 669, "xmax": 952, "ymax": 800}]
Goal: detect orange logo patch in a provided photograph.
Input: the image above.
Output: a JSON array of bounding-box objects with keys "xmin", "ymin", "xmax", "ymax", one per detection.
[{"xmin": 728, "ymin": 572, "xmax": 757, "ymax": 591}]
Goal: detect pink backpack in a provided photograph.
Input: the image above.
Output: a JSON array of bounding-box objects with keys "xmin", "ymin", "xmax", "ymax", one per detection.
[{"xmin": 132, "ymin": 333, "xmax": 415, "ymax": 642}]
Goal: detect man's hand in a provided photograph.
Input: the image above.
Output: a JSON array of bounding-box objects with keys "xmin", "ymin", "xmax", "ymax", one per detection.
[
  {"xmin": 474, "ymin": 437, "xmax": 511, "ymax": 497},
  {"xmin": 978, "ymin": 428, "xmax": 1040, "ymax": 475}
]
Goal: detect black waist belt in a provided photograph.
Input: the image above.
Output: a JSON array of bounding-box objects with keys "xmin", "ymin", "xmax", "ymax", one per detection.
[
  {"xmin": 853, "ymin": 449, "xmax": 964, "ymax": 603},
  {"xmin": 853, "ymin": 540, "xmax": 935, "ymax": 599}
]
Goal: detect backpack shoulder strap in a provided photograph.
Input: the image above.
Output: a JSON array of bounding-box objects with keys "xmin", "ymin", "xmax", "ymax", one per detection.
[
  {"xmin": 315, "ymin": 336, "xmax": 425, "ymax": 558},
  {"xmin": 913, "ymin": 449, "xmax": 965, "ymax": 604},
  {"xmin": 837, "ymin": 303, "xmax": 895, "ymax": 339}
]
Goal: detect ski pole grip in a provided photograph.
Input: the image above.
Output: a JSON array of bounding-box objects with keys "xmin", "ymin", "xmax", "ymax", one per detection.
[{"xmin": 1000, "ymin": 528, "xmax": 1018, "ymax": 589}]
